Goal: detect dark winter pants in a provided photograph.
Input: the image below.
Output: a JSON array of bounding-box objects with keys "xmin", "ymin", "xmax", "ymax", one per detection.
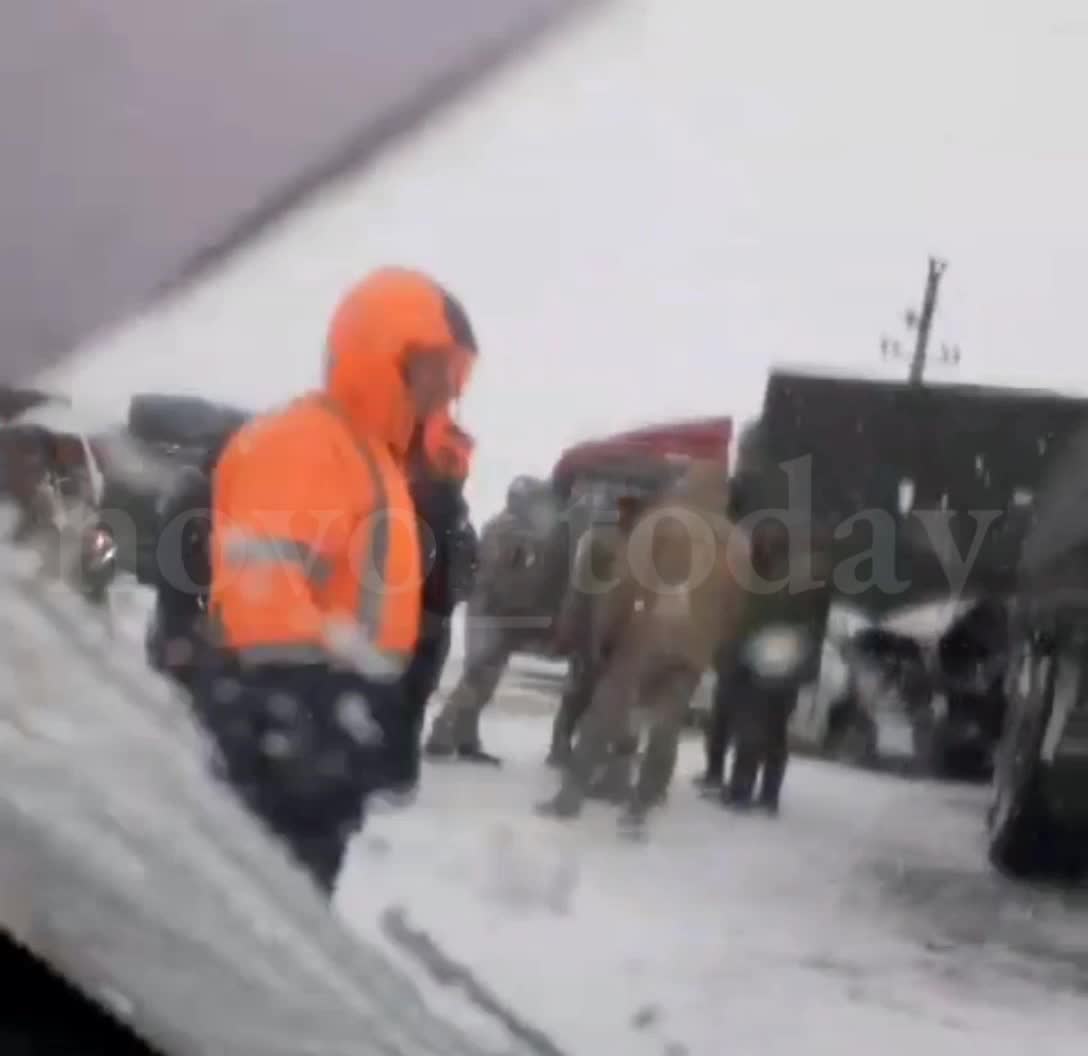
[
  {"xmin": 426, "ymin": 598, "xmax": 523, "ymax": 753},
  {"xmin": 145, "ymin": 592, "xmax": 206, "ymax": 690},
  {"xmin": 703, "ymin": 647, "xmax": 739, "ymax": 782},
  {"xmin": 191, "ymin": 658, "xmax": 395, "ymax": 894},
  {"xmin": 727, "ymin": 664, "xmax": 798, "ymax": 808},
  {"xmin": 385, "ymin": 621, "xmax": 452, "ymax": 787},
  {"xmin": 549, "ymin": 651, "xmax": 598, "ymax": 762}
]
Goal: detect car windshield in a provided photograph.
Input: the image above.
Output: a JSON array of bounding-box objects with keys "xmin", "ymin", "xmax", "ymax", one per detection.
[{"xmin": 3, "ymin": 7, "xmax": 1088, "ymax": 1055}]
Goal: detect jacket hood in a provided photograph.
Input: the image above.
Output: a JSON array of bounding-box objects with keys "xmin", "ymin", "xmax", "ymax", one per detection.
[{"xmin": 324, "ymin": 268, "xmax": 476, "ymax": 457}]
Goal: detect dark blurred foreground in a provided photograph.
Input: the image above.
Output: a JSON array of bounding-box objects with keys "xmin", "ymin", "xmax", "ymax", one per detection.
[{"xmin": 0, "ymin": 0, "xmax": 590, "ymax": 383}]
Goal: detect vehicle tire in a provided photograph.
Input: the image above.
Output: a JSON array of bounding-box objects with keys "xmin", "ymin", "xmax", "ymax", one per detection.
[
  {"xmin": 988, "ymin": 769, "xmax": 1057, "ymax": 878},
  {"xmin": 824, "ymin": 701, "xmax": 878, "ymax": 768},
  {"xmin": 909, "ymin": 705, "xmax": 947, "ymax": 777},
  {"xmin": 987, "ymin": 638, "xmax": 1062, "ymax": 878}
]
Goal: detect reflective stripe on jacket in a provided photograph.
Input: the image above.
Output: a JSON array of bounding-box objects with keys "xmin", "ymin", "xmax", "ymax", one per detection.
[{"xmin": 210, "ymin": 395, "xmax": 422, "ymax": 679}]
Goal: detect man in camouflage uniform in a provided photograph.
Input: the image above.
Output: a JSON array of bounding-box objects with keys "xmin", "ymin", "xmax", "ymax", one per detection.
[
  {"xmin": 547, "ymin": 492, "xmax": 646, "ymax": 771},
  {"xmin": 424, "ymin": 475, "xmax": 562, "ymax": 764},
  {"xmin": 538, "ymin": 460, "xmax": 749, "ymax": 831}
]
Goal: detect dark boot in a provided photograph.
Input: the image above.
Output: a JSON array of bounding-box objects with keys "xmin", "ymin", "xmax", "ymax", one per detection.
[
  {"xmin": 617, "ymin": 798, "xmax": 649, "ymax": 839},
  {"xmin": 756, "ymin": 689, "xmax": 794, "ymax": 816},
  {"xmin": 722, "ymin": 744, "xmax": 758, "ymax": 811},
  {"xmin": 536, "ymin": 777, "xmax": 584, "ymax": 819},
  {"xmin": 702, "ymin": 654, "xmax": 735, "ymax": 788},
  {"xmin": 587, "ymin": 750, "xmax": 632, "ymax": 803},
  {"xmin": 456, "ymin": 742, "xmax": 502, "ymax": 766}
]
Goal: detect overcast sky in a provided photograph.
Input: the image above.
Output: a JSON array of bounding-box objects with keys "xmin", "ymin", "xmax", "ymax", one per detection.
[{"xmin": 46, "ymin": 0, "xmax": 1088, "ymax": 518}]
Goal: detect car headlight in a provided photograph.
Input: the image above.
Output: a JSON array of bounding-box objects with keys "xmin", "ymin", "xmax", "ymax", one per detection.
[
  {"xmin": 744, "ymin": 624, "xmax": 810, "ymax": 680},
  {"xmin": 82, "ymin": 525, "xmax": 118, "ymax": 581}
]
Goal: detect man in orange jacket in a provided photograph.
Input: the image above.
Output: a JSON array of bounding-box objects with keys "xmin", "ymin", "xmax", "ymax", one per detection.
[{"xmin": 194, "ymin": 268, "xmax": 477, "ymax": 894}]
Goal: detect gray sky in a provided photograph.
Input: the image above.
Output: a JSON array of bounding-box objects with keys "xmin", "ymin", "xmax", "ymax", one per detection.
[
  {"xmin": 43, "ymin": 0, "xmax": 1088, "ymax": 520},
  {"xmin": 0, "ymin": 0, "xmax": 578, "ymax": 382}
]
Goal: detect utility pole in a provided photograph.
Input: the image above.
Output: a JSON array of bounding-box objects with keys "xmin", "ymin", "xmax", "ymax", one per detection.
[
  {"xmin": 908, "ymin": 256, "xmax": 947, "ymax": 384},
  {"xmin": 879, "ymin": 255, "xmax": 960, "ymax": 384}
]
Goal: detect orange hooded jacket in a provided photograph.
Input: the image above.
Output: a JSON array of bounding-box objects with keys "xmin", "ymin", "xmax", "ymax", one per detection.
[{"xmin": 209, "ymin": 268, "xmax": 475, "ymax": 680}]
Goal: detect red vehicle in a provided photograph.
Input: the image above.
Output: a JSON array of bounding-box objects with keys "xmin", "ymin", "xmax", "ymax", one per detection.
[
  {"xmin": 509, "ymin": 416, "xmax": 733, "ymax": 659},
  {"xmin": 551, "ymin": 416, "xmax": 732, "ymax": 543},
  {"xmin": 552, "ymin": 416, "xmax": 732, "ymax": 494}
]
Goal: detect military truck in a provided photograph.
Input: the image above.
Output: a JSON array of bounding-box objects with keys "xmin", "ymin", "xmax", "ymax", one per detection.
[
  {"xmin": 741, "ymin": 367, "xmax": 1088, "ymax": 781},
  {"xmin": 506, "ymin": 416, "xmax": 735, "ymax": 661},
  {"xmin": 987, "ymin": 424, "xmax": 1088, "ymax": 877},
  {"xmin": 551, "ymin": 416, "xmax": 731, "ymax": 537}
]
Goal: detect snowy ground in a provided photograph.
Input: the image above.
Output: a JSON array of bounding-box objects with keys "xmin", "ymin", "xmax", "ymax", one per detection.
[
  {"xmin": 344, "ymin": 708, "xmax": 1088, "ymax": 1055},
  {"xmin": 103, "ymin": 573, "xmax": 1088, "ymax": 1051}
]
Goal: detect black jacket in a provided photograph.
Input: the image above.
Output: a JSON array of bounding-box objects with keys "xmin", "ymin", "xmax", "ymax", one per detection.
[
  {"xmin": 411, "ymin": 472, "xmax": 476, "ymax": 630},
  {"xmin": 146, "ymin": 461, "xmax": 214, "ymax": 680}
]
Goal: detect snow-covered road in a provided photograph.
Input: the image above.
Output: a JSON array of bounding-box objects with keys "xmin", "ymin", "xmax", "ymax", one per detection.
[
  {"xmin": 344, "ymin": 707, "xmax": 1088, "ymax": 1055},
  {"xmin": 96, "ymin": 583, "xmax": 1088, "ymax": 1051}
]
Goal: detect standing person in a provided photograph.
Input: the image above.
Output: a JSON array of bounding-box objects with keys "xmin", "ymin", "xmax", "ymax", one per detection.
[
  {"xmin": 693, "ymin": 640, "xmax": 741, "ymax": 792},
  {"xmin": 720, "ymin": 661, "xmax": 799, "ymax": 814},
  {"xmin": 694, "ymin": 442, "xmax": 760, "ymax": 793},
  {"xmin": 382, "ymin": 407, "xmax": 477, "ymax": 796},
  {"xmin": 548, "ymin": 492, "xmax": 645, "ymax": 768},
  {"xmin": 145, "ymin": 435, "xmax": 237, "ymax": 688},
  {"xmin": 424, "ymin": 475, "xmax": 561, "ymax": 764},
  {"xmin": 196, "ymin": 267, "xmax": 478, "ymax": 895},
  {"xmin": 721, "ymin": 518, "xmax": 830, "ymax": 815},
  {"xmin": 538, "ymin": 460, "xmax": 749, "ymax": 833}
]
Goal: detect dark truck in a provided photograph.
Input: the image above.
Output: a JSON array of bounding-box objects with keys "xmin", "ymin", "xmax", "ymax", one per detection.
[
  {"xmin": 93, "ymin": 393, "xmax": 250, "ymax": 582},
  {"xmin": 987, "ymin": 424, "xmax": 1088, "ymax": 877},
  {"xmin": 743, "ymin": 369, "xmax": 1088, "ymax": 803}
]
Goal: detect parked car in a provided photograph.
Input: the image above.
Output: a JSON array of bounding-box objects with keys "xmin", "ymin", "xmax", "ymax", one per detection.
[
  {"xmin": 1, "ymin": 394, "xmax": 117, "ymax": 604},
  {"xmin": 93, "ymin": 393, "xmax": 249, "ymax": 582},
  {"xmin": 800, "ymin": 599, "xmax": 1010, "ymax": 779}
]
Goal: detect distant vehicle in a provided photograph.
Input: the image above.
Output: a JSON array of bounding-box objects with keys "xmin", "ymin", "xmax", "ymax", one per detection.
[
  {"xmin": 0, "ymin": 391, "xmax": 117, "ymax": 604},
  {"xmin": 787, "ymin": 631, "xmax": 885, "ymax": 767},
  {"xmin": 736, "ymin": 368, "xmax": 1088, "ymax": 782},
  {"xmin": 93, "ymin": 393, "xmax": 249, "ymax": 582},
  {"xmin": 552, "ymin": 415, "xmax": 731, "ymax": 536},
  {"xmin": 505, "ymin": 416, "xmax": 734, "ymax": 659},
  {"xmin": 790, "ymin": 600, "xmax": 1009, "ymax": 779}
]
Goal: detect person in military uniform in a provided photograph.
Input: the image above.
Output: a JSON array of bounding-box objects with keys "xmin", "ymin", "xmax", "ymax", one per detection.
[
  {"xmin": 547, "ymin": 491, "xmax": 647, "ymax": 769},
  {"xmin": 424, "ymin": 475, "xmax": 563, "ymax": 764},
  {"xmin": 538, "ymin": 459, "xmax": 749, "ymax": 831}
]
